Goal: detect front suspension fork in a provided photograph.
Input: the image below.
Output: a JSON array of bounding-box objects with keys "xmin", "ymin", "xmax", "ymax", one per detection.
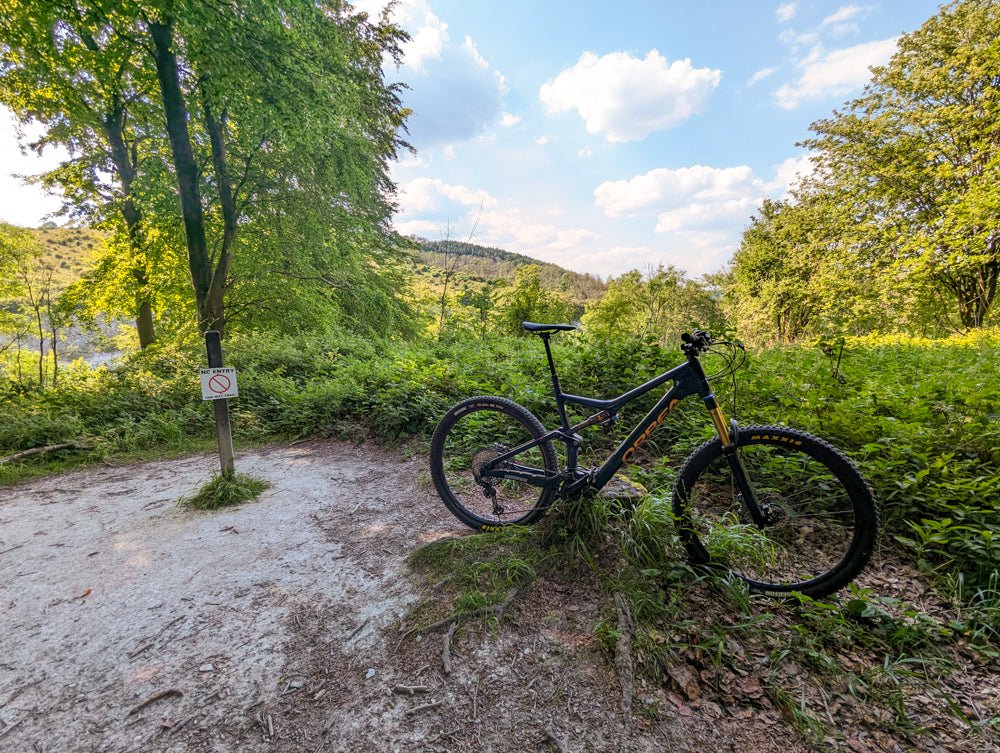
[{"xmin": 709, "ymin": 406, "xmax": 769, "ymax": 528}]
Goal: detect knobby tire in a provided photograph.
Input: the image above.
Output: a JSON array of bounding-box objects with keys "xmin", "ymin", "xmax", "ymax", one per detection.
[
  {"xmin": 430, "ymin": 397, "xmax": 559, "ymax": 530},
  {"xmin": 672, "ymin": 425, "xmax": 878, "ymax": 597}
]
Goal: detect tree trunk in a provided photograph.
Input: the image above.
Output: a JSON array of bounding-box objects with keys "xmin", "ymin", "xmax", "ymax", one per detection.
[
  {"xmin": 104, "ymin": 110, "xmax": 156, "ymax": 348},
  {"xmin": 947, "ymin": 257, "xmax": 998, "ymax": 329},
  {"xmin": 135, "ymin": 296, "xmax": 156, "ymax": 348},
  {"xmin": 47, "ymin": 295, "xmax": 58, "ymax": 386},
  {"xmin": 88, "ymin": 29, "xmax": 157, "ymax": 350},
  {"xmin": 148, "ymin": 19, "xmax": 218, "ymax": 334},
  {"xmin": 201, "ymin": 99, "xmax": 238, "ymax": 337}
]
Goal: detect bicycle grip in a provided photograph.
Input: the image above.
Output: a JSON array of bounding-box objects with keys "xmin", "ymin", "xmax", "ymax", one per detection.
[{"xmin": 682, "ymin": 330, "xmax": 712, "ymax": 349}]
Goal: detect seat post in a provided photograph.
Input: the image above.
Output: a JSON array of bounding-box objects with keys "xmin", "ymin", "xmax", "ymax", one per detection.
[{"xmin": 540, "ymin": 334, "xmax": 571, "ymax": 431}]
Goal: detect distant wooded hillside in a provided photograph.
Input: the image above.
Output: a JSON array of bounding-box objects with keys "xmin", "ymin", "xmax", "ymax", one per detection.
[
  {"xmin": 30, "ymin": 226, "xmax": 103, "ymax": 293},
  {"xmin": 11, "ymin": 228, "xmax": 606, "ymax": 311},
  {"xmin": 415, "ymin": 238, "xmax": 606, "ymax": 307}
]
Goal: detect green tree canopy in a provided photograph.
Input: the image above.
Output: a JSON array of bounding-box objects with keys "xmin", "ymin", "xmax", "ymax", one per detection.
[
  {"xmin": 0, "ymin": 224, "xmax": 37, "ymax": 348},
  {"xmin": 802, "ymin": 0, "xmax": 1000, "ymax": 330},
  {"xmin": 723, "ymin": 196, "xmax": 898, "ymax": 343},
  {"xmin": 0, "ymin": 1, "xmax": 165, "ymax": 346},
  {"xmin": 498, "ymin": 265, "xmax": 578, "ymax": 336},
  {"xmin": 582, "ymin": 265, "xmax": 723, "ymax": 344},
  {"xmin": 0, "ymin": 0, "xmax": 415, "ymax": 342}
]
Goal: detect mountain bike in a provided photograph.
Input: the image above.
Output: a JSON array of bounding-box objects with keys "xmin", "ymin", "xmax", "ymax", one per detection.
[{"xmin": 429, "ymin": 323, "xmax": 878, "ymax": 597}]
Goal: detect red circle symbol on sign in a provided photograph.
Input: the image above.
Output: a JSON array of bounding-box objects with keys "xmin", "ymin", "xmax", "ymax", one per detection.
[{"xmin": 208, "ymin": 374, "xmax": 232, "ymax": 394}]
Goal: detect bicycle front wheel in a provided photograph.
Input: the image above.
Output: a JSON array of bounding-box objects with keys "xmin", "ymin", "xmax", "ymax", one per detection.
[
  {"xmin": 430, "ymin": 396, "xmax": 559, "ymax": 530},
  {"xmin": 673, "ymin": 425, "xmax": 878, "ymax": 597}
]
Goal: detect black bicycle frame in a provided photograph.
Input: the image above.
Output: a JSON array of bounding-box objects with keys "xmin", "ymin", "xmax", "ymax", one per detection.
[{"xmin": 480, "ymin": 337, "xmax": 738, "ymax": 498}]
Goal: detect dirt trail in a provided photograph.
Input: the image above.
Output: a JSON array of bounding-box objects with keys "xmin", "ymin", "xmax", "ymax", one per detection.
[
  {"xmin": 1, "ymin": 439, "xmax": 963, "ymax": 753},
  {"xmin": 1, "ymin": 441, "xmax": 464, "ymax": 751}
]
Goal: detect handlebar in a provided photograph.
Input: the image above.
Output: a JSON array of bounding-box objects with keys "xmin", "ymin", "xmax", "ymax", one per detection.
[{"xmin": 681, "ymin": 330, "xmax": 713, "ymax": 353}]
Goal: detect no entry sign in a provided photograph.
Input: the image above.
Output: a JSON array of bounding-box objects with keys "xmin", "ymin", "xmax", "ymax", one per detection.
[{"xmin": 200, "ymin": 367, "xmax": 239, "ymax": 400}]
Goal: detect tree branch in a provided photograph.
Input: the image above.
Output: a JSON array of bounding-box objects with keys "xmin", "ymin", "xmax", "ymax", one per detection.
[{"xmin": 0, "ymin": 443, "xmax": 91, "ymax": 465}]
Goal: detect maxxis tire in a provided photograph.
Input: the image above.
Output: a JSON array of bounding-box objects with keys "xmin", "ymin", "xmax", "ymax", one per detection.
[{"xmin": 672, "ymin": 425, "xmax": 878, "ymax": 597}]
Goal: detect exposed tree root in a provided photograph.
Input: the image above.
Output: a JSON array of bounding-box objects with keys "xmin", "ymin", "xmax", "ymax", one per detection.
[
  {"xmin": 442, "ymin": 621, "xmax": 458, "ymax": 675},
  {"xmin": 402, "ymin": 586, "xmax": 519, "ymax": 640},
  {"xmin": 614, "ymin": 592, "xmax": 635, "ymax": 717}
]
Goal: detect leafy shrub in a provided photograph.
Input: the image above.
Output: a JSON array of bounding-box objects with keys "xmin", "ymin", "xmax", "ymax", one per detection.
[
  {"xmin": 727, "ymin": 332, "xmax": 1000, "ymax": 593},
  {"xmin": 3, "ymin": 324, "xmax": 999, "ymax": 598},
  {"xmin": 0, "ymin": 411, "xmax": 85, "ymax": 451}
]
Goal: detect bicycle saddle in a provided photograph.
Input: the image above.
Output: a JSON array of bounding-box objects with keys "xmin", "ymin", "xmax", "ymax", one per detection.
[{"xmin": 522, "ymin": 322, "xmax": 577, "ymax": 333}]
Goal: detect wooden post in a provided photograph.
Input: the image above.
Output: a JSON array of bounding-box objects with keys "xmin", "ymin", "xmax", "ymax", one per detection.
[{"xmin": 204, "ymin": 330, "xmax": 235, "ymax": 477}]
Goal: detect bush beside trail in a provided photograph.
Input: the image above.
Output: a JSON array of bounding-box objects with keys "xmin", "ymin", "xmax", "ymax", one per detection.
[{"xmin": 2, "ymin": 329, "xmax": 999, "ymax": 596}]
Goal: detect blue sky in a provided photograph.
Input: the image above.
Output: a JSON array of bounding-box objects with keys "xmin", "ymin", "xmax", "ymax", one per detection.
[{"xmin": 0, "ymin": 0, "xmax": 944, "ymax": 279}]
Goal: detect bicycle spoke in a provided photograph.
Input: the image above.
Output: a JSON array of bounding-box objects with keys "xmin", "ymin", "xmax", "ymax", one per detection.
[
  {"xmin": 674, "ymin": 425, "xmax": 877, "ymax": 596},
  {"xmin": 430, "ymin": 397, "xmax": 558, "ymax": 529}
]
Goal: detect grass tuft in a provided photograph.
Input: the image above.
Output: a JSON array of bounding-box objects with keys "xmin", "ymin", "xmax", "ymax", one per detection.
[{"xmin": 182, "ymin": 472, "xmax": 270, "ymax": 510}]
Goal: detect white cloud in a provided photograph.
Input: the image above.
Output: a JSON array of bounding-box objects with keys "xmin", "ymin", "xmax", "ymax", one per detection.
[
  {"xmin": 586, "ymin": 158, "xmax": 817, "ymax": 275},
  {"xmin": 366, "ymin": 0, "xmax": 507, "ymax": 149},
  {"xmin": 663, "ymin": 231, "xmax": 738, "ymax": 275},
  {"xmin": 779, "ymin": 29, "xmax": 820, "ymax": 49},
  {"xmin": 499, "ymin": 113, "xmax": 521, "ymax": 127},
  {"xmin": 391, "ymin": 166, "xmax": 778, "ymax": 278},
  {"xmin": 535, "ymin": 136, "xmax": 550, "ymax": 145},
  {"xmin": 553, "ymin": 244, "xmax": 656, "ymax": 279},
  {"xmin": 462, "ymin": 36, "xmax": 491, "ymax": 68},
  {"xmin": 397, "ymin": 177, "xmax": 497, "ymax": 214},
  {"xmin": 582, "ymin": 235, "xmax": 736, "ymax": 278},
  {"xmin": 403, "ymin": 16, "xmax": 447, "ymax": 72},
  {"xmin": 747, "ymin": 66, "xmax": 778, "ymax": 86},
  {"xmin": 654, "ymin": 197, "xmax": 759, "ymax": 233},
  {"xmin": 769, "ymin": 154, "xmax": 817, "ymax": 195},
  {"xmin": 352, "ymin": 0, "xmax": 446, "ymax": 71},
  {"xmin": 394, "ymin": 177, "xmax": 500, "ymax": 240},
  {"xmin": 776, "ymin": 3, "xmax": 797, "ymax": 23},
  {"xmin": 394, "ymin": 151, "xmax": 431, "ymax": 171},
  {"xmin": 595, "ymin": 159, "xmax": 814, "ymax": 225},
  {"xmin": 821, "ymin": 5, "xmax": 867, "ymax": 36},
  {"xmin": 539, "ymin": 50, "xmax": 721, "ymax": 143},
  {"xmin": 395, "ymin": 218, "xmax": 446, "ymax": 237},
  {"xmin": 469, "ymin": 207, "xmax": 601, "ymax": 268},
  {"xmin": 399, "ymin": 194, "xmax": 607, "ymax": 273},
  {"xmin": 774, "ymin": 37, "xmax": 897, "ymax": 109},
  {"xmin": 822, "ymin": 5, "xmax": 863, "ymax": 27},
  {"xmin": 594, "ymin": 165, "xmax": 764, "ymax": 218}
]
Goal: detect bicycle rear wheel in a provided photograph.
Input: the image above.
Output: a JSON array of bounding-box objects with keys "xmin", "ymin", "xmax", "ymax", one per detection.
[
  {"xmin": 672, "ymin": 425, "xmax": 878, "ymax": 597},
  {"xmin": 430, "ymin": 397, "xmax": 559, "ymax": 530}
]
